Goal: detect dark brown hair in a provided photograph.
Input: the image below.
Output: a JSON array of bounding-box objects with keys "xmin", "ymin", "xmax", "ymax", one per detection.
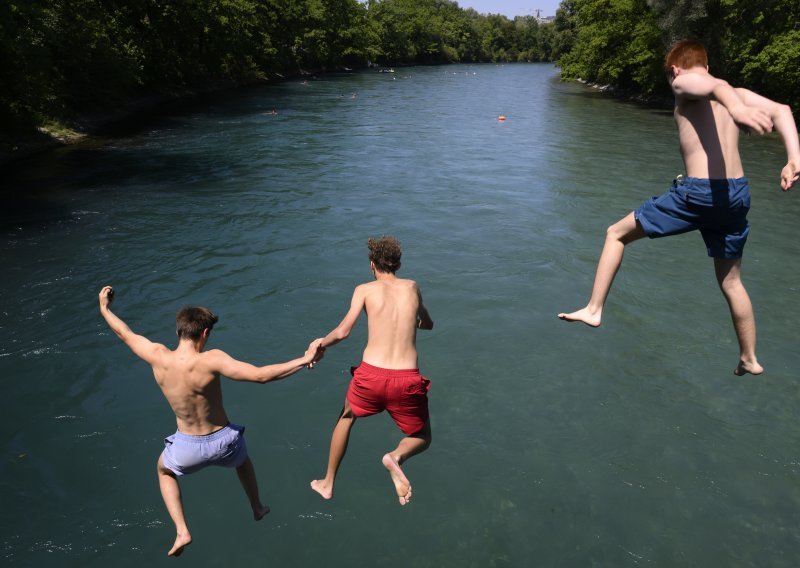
[
  {"xmin": 367, "ymin": 236, "xmax": 402, "ymax": 274},
  {"xmin": 176, "ymin": 306, "xmax": 218, "ymax": 340},
  {"xmin": 664, "ymin": 39, "xmax": 708, "ymax": 74}
]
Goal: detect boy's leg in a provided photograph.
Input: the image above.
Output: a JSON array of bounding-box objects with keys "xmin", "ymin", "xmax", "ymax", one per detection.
[
  {"xmin": 714, "ymin": 257, "xmax": 764, "ymax": 375},
  {"xmin": 382, "ymin": 421, "xmax": 431, "ymax": 506},
  {"xmin": 157, "ymin": 455, "xmax": 192, "ymax": 557},
  {"xmin": 310, "ymin": 401, "xmax": 357, "ymax": 500},
  {"xmin": 235, "ymin": 456, "xmax": 270, "ymax": 520},
  {"xmin": 559, "ymin": 211, "xmax": 646, "ymax": 326}
]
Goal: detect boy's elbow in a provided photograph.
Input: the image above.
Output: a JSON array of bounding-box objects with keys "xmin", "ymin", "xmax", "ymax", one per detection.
[{"xmin": 255, "ymin": 372, "xmax": 275, "ymax": 384}]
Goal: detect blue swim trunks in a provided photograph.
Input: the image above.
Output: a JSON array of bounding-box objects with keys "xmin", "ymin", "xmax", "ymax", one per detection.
[
  {"xmin": 634, "ymin": 177, "xmax": 750, "ymax": 259},
  {"xmin": 161, "ymin": 423, "xmax": 248, "ymax": 477}
]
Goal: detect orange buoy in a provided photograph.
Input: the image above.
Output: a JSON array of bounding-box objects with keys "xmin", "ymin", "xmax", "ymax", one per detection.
[{"xmin": 498, "ymin": 115, "xmax": 507, "ymax": 121}]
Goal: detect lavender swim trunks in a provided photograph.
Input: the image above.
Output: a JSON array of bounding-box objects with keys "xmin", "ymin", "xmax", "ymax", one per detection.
[{"xmin": 161, "ymin": 422, "xmax": 248, "ymax": 476}]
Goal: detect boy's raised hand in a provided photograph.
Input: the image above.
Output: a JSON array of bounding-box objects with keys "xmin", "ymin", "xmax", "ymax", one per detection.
[
  {"xmin": 781, "ymin": 159, "xmax": 800, "ymax": 191},
  {"xmin": 98, "ymin": 285, "xmax": 115, "ymax": 309}
]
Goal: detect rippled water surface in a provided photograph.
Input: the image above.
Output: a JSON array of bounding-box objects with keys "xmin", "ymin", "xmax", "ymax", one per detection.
[{"xmin": 2, "ymin": 64, "xmax": 800, "ymax": 566}]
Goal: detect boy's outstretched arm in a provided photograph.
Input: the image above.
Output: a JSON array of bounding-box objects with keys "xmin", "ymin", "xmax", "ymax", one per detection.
[
  {"xmin": 737, "ymin": 88, "xmax": 800, "ymax": 190},
  {"xmin": 317, "ymin": 285, "xmax": 367, "ymax": 349},
  {"xmin": 98, "ymin": 285, "xmax": 164, "ymax": 364},
  {"xmin": 211, "ymin": 338, "xmax": 323, "ymax": 384}
]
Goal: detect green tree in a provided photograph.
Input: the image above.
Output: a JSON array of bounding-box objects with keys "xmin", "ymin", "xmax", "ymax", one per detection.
[{"xmin": 558, "ymin": 0, "xmax": 662, "ymax": 92}]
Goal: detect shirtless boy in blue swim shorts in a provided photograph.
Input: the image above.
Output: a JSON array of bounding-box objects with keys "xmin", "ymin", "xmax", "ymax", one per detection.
[
  {"xmin": 98, "ymin": 286, "xmax": 322, "ymax": 556},
  {"xmin": 558, "ymin": 39, "xmax": 800, "ymax": 376},
  {"xmin": 310, "ymin": 236, "xmax": 434, "ymax": 505}
]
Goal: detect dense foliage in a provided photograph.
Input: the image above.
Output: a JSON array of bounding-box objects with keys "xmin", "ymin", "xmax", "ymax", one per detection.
[
  {"xmin": 0, "ymin": 0, "xmax": 555, "ymax": 127},
  {"xmin": 553, "ymin": 0, "xmax": 800, "ymax": 113},
  {"xmin": 4, "ymin": 0, "xmax": 797, "ymax": 136}
]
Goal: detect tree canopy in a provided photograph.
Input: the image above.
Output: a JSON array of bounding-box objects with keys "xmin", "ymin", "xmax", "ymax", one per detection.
[
  {"xmin": 2, "ymin": 0, "xmax": 797, "ymax": 135},
  {"xmin": 552, "ymin": 0, "xmax": 800, "ymax": 113},
  {"xmin": 0, "ymin": 0, "xmax": 556, "ymax": 129}
]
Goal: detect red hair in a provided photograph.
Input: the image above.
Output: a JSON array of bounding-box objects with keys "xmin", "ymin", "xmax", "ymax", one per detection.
[{"xmin": 664, "ymin": 39, "xmax": 708, "ymax": 74}]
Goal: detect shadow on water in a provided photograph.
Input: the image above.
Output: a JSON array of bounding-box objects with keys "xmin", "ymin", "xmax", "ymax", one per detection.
[{"xmin": 1, "ymin": 79, "xmax": 305, "ymax": 229}]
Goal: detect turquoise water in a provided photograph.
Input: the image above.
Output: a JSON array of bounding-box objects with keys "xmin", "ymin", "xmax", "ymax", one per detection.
[{"xmin": 2, "ymin": 64, "xmax": 800, "ymax": 566}]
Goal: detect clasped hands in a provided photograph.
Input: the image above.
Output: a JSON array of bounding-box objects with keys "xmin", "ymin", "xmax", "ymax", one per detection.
[{"xmin": 304, "ymin": 338, "xmax": 327, "ymax": 369}]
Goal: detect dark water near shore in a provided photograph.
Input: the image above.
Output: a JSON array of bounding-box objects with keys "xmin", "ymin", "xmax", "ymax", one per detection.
[{"xmin": 2, "ymin": 64, "xmax": 800, "ymax": 567}]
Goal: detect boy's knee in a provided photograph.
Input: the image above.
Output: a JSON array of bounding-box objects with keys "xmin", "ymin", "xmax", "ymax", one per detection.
[
  {"xmin": 718, "ymin": 276, "xmax": 744, "ymax": 294},
  {"xmin": 606, "ymin": 223, "xmax": 625, "ymax": 242}
]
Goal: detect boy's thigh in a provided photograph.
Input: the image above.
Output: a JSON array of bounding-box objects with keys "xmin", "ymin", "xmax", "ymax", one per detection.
[{"xmin": 635, "ymin": 189, "xmax": 701, "ymax": 238}]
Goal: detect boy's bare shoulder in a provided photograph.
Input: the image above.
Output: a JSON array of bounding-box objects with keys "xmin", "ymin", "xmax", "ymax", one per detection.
[
  {"xmin": 189, "ymin": 348, "xmax": 231, "ymax": 373},
  {"xmin": 198, "ymin": 348, "xmax": 229, "ymax": 362},
  {"xmin": 399, "ymin": 278, "xmax": 419, "ymax": 289},
  {"xmin": 355, "ymin": 281, "xmax": 378, "ymax": 294},
  {"xmin": 146, "ymin": 342, "xmax": 171, "ymax": 362}
]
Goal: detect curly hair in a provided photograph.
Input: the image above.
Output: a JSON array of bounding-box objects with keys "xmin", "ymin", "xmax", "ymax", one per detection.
[
  {"xmin": 367, "ymin": 236, "xmax": 402, "ymax": 274},
  {"xmin": 664, "ymin": 39, "xmax": 707, "ymax": 75},
  {"xmin": 176, "ymin": 306, "xmax": 218, "ymax": 340}
]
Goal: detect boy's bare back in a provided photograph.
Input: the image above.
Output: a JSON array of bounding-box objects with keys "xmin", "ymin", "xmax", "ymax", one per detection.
[
  {"xmin": 360, "ymin": 277, "xmax": 424, "ymax": 369},
  {"xmin": 675, "ymin": 94, "xmax": 745, "ymax": 179},
  {"xmin": 147, "ymin": 347, "xmax": 230, "ymax": 436}
]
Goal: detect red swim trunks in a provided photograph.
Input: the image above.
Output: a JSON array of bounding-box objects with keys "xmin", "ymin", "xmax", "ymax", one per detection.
[{"xmin": 346, "ymin": 361, "xmax": 431, "ymax": 435}]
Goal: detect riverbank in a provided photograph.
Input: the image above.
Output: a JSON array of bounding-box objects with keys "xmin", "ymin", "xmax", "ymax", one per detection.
[
  {"xmin": 576, "ymin": 77, "xmax": 672, "ymax": 108},
  {"xmin": 0, "ymin": 67, "xmax": 353, "ymax": 170}
]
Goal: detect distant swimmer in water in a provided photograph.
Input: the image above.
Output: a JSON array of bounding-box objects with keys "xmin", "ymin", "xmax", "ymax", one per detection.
[
  {"xmin": 310, "ymin": 237, "xmax": 434, "ymax": 506},
  {"xmin": 557, "ymin": 39, "xmax": 800, "ymax": 376},
  {"xmin": 98, "ymin": 286, "xmax": 322, "ymax": 556}
]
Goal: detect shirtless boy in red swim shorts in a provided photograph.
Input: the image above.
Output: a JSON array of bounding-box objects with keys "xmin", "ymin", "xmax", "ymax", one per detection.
[{"xmin": 310, "ymin": 236, "xmax": 434, "ymax": 505}]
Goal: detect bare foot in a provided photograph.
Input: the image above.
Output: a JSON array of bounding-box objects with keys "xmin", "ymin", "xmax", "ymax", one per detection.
[
  {"xmin": 557, "ymin": 307, "xmax": 601, "ymax": 327},
  {"xmin": 167, "ymin": 532, "xmax": 192, "ymax": 557},
  {"xmin": 382, "ymin": 453, "xmax": 412, "ymax": 505},
  {"xmin": 310, "ymin": 479, "xmax": 333, "ymax": 500},
  {"xmin": 254, "ymin": 505, "xmax": 270, "ymax": 521},
  {"xmin": 734, "ymin": 359, "xmax": 764, "ymax": 376}
]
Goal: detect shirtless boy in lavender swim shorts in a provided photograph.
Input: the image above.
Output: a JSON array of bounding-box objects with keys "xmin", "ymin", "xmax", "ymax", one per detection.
[
  {"xmin": 98, "ymin": 286, "xmax": 322, "ymax": 556},
  {"xmin": 558, "ymin": 39, "xmax": 800, "ymax": 376},
  {"xmin": 310, "ymin": 236, "xmax": 434, "ymax": 505}
]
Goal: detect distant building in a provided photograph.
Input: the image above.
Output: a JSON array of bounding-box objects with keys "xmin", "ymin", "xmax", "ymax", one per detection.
[{"xmin": 531, "ymin": 9, "xmax": 555, "ymax": 24}]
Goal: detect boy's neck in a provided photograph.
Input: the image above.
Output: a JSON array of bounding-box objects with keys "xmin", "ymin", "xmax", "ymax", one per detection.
[{"xmin": 177, "ymin": 337, "xmax": 206, "ymax": 353}]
